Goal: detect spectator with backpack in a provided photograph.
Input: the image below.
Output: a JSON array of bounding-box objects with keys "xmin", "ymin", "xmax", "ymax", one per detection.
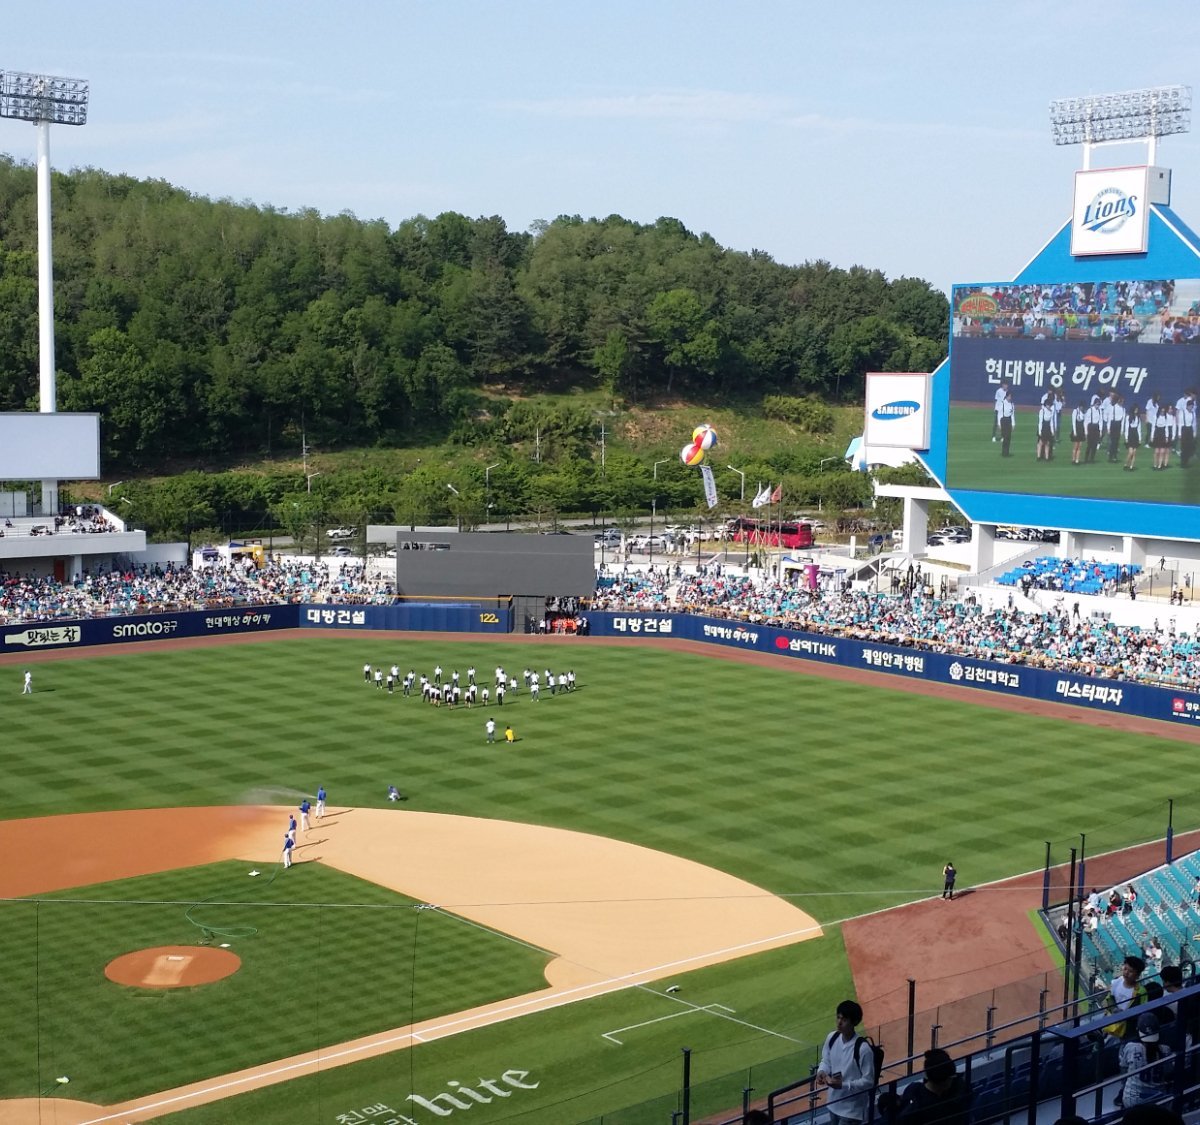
[{"xmin": 817, "ymin": 1000, "xmax": 881, "ymax": 1125}]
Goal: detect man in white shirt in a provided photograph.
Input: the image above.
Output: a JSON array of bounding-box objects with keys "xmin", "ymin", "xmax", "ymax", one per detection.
[
  {"xmin": 1177, "ymin": 390, "xmax": 1197, "ymax": 467},
  {"xmin": 816, "ymin": 1000, "xmax": 876, "ymax": 1125}
]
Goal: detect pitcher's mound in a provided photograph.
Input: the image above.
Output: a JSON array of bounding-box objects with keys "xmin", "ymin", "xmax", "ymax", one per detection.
[{"xmin": 105, "ymin": 945, "xmax": 241, "ymax": 988}]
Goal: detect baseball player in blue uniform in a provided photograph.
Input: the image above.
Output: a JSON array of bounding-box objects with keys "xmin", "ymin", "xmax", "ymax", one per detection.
[
  {"xmin": 282, "ymin": 834, "xmax": 295, "ymax": 868},
  {"xmin": 299, "ymin": 799, "xmax": 311, "ymax": 833},
  {"xmin": 287, "ymin": 814, "xmax": 297, "ymax": 842},
  {"xmin": 316, "ymin": 786, "xmax": 326, "ymax": 819}
]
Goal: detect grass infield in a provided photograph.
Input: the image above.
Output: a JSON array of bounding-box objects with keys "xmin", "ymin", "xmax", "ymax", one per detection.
[{"xmin": 1, "ymin": 636, "xmax": 1192, "ymax": 1122}]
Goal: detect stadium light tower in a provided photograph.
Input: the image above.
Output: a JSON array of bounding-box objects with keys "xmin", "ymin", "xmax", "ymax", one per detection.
[
  {"xmin": 0, "ymin": 69, "xmax": 90, "ymax": 516},
  {"xmin": 1049, "ymin": 84, "xmax": 1190, "ymax": 168}
]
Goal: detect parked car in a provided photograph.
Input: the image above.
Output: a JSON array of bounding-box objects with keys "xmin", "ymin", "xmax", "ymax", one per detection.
[
  {"xmin": 594, "ymin": 529, "xmax": 621, "ymax": 546},
  {"xmin": 631, "ymin": 534, "xmax": 671, "ymax": 552},
  {"xmin": 331, "ymin": 546, "xmax": 354, "ymax": 557},
  {"xmin": 327, "ymin": 527, "xmax": 356, "ymax": 540}
]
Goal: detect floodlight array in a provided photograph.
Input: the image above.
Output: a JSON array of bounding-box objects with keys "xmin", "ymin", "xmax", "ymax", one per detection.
[
  {"xmin": 1049, "ymin": 84, "xmax": 1191, "ymax": 146},
  {"xmin": 0, "ymin": 70, "xmax": 89, "ymax": 125}
]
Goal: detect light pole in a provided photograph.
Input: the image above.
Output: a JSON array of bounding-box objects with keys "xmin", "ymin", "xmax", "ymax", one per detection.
[
  {"xmin": 446, "ymin": 483, "xmax": 461, "ymax": 531},
  {"xmin": 306, "ymin": 471, "xmax": 321, "ymax": 493},
  {"xmin": 651, "ymin": 460, "xmax": 670, "ymax": 560},
  {"xmin": 1, "ymin": 70, "xmax": 89, "ymax": 517},
  {"xmin": 727, "ymin": 465, "xmax": 745, "ymax": 503},
  {"xmin": 484, "ymin": 463, "xmax": 500, "ymax": 523}
]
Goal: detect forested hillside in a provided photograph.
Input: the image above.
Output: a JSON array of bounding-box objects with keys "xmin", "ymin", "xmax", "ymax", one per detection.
[{"xmin": 0, "ymin": 157, "xmax": 947, "ymax": 470}]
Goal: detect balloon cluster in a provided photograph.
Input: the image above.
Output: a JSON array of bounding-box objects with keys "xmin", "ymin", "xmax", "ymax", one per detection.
[{"xmin": 680, "ymin": 423, "xmax": 718, "ymax": 466}]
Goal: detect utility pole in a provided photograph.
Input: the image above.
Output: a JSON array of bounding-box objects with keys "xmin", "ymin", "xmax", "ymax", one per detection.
[{"xmin": 598, "ymin": 423, "xmax": 607, "ymax": 476}]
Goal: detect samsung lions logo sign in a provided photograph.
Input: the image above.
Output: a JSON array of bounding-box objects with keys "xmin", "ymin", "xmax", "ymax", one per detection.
[
  {"xmin": 1081, "ymin": 186, "xmax": 1138, "ymax": 235},
  {"xmin": 871, "ymin": 400, "xmax": 920, "ymax": 421}
]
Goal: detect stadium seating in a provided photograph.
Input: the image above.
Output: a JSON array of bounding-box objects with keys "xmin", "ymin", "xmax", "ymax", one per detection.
[{"xmin": 995, "ymin": 557, "xmax": 1141, "ymax": 596}]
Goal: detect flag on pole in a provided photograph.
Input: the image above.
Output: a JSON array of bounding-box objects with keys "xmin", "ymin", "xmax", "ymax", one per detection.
[
  {"xmin": 751, "ymin": 484, "xmax": 771, "ymax": 509},
  {"xmin": 700, "ymin": 464, "xmax": 719, "ymax": 509},
  {"xmin": 770, "ymin": 483, "xmax": 782, "ymax": 504}
]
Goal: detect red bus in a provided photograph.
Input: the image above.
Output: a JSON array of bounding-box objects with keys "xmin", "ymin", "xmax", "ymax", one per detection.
[{"xmin": 729, "ymin": 517, "xmax": 814, "ymax": 550}]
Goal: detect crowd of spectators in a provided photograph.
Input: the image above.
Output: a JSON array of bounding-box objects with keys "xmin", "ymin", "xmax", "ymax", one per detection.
[
  {"xmin": 2, "ymin": 548, "xmax": 1198, "ymax": 689},
  {"xmin": 951, "ymin": 280, "xmax": 1186, "ymax": 343},
  {"xmin": 0, "ymin": 558, "xmax": 396, "ymax": 624},
  {"xmin": 593, "ymin": 567, "xmax": 1200, "ymax": 690}
]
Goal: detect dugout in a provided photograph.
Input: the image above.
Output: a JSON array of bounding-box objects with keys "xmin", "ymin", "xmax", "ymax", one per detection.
[{"xmin": 387, "ymin": 530, "xmax": 595, "ymax": 631}]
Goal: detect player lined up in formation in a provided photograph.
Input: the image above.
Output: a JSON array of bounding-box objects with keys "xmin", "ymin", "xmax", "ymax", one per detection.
[
  {"xmin": 992, "ymin": 381, "xmax": 1199, "ymax": 470},
  {"xmin": 359, "ymin": 661, "xmax": 577, "ymax": 709}
]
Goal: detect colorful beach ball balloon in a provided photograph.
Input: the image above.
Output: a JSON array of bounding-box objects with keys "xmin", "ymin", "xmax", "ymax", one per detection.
[
  {"xmin": 680, "ymin": 441, "xmax": 705, "ymax": 467},
  {"xmin": 692, "ymin": 423, "xmax": 718, "ymax": 451}
]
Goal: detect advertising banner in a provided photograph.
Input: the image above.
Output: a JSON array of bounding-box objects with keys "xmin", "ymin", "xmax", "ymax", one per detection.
[
  {"xmin": 586, "ymin": 612, "xmax": 1199, "ymax": 726},
  {"xmin": 0, "ymin": 605, "xmax": 299, "ymax": 651}
]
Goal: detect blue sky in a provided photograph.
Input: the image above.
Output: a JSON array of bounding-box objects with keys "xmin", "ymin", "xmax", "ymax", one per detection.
[{"xmin": 2, "ymin": 2, "xmax": 1198, "ymax": 295}]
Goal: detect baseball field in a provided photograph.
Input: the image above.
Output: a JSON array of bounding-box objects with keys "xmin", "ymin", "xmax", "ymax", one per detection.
[{"xmin": 2, "ymin": 629, "xmax": 1196, "ymax": 1125}]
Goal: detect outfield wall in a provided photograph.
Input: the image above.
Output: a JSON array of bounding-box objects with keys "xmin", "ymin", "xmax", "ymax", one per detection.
[
  {"xmin": 584, "ymin": 611, "xmax": 1200, "ymax": 728},
  {"xmin": 1, "ymin": 603, "xmax": 1195, "ymax": 726},
  {"xmin": 0, "ymin": 601, "xmax": 509, "ymax": 653}
]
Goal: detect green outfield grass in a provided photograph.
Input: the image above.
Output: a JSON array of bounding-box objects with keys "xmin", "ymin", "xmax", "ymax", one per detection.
[
  {"xmin": 2, "ymin": 636, "xmax": 1194, "ymax": 1122},
  {"xmin": 945, "ymin": 403, "xmax": 1200, "ymax": 506}
]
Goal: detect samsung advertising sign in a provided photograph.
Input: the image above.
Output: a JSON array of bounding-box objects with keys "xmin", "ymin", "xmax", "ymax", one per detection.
[
  {"xmin": 863, "ymin": 373, "xmax": 932, "ymax": 450},
  {"xmin": 1071, "ymin": 166, "xmax": 1151, "ymax": 257}
]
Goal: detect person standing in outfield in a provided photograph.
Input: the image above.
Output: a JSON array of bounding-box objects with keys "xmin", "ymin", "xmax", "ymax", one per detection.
[
  {"xmin": 434, "ymin": 664, "xmax": 443, "ymax": 686},
  {"xmin": 1124, "ymin": 405, "xmax": 1144, "ymax": 471},
  {"xmin": 530, "ymin": 679, "xmax": 540, "ymax": 702},
  {"xmin": 992, "ymin": 380, "xmax": 1009, "ymax": 441},
  {"xmin": 505, "ymin": 725, "xmax": 514, "ymax": 745},
  {"xmin": 299, "ymin": 799, "xmax": 311, "ymax": 833},
  {"xmin": 508, "ymin": 675, "xmax": 518, "ymax": 697},
  {"xmin": 997, "ymin": 387, "xmax": 1015, "ymax": 457},
  {"xmin": 282, "ymin": 834, "xmax": 295, "ymax": 869},
  {"xmin": 523, "ymin": 668, "xmax": 531, "ymax": 687},
  {"xmin": 481, "ymin": 686, "xmax": 490, "ymax": 706},
  {"xmin": 942, "ymin": 862, "xmax": 957, "ymax": 900},
  {"xmin": 385, "ymin": 668, "xmax": 395, "ymax": 694},
  {"xmin": 452, "ymin": 669, "xmax": 460, "ymax": 689},
  {"xmin": 567, "ymin": 670, "xmax": 576, "ymax": 691},
  {"xmin": 1036, "ymin": 394, "xmax": 1056, "ymax": 462},
  {"xmin": 374, "ymin": 667, "xmax": 384, "ymax": 690},
  {"xmin": 287, "ymin": 813, "xmax": 297, "ymax": 843},
  {"xmin": 496, "ymin": 682, "xmax": 505, "ymax": 706},
  {"xmin": 816, "ymin": 1000, "xmax": 875, "ymax": 1125},
  {"xmin": 485, "ymin": 717, "xmax": 496, "ymax": 743},
  {"xmin": 558, "ymin": 672, "xmax": 567, "ymax": 694},
  {"xmin": 22, "ymin": 670, "xmax": 32, "ymax": 695},
  {"xmin": 363, "ymin": 662, "xmax": 371, "ymax": 683},
  {"xmin": 467, "ymin": 665, "xmax": 476, "ymax": 686},
  {"xmin": 546, "ymin": 668, "xmax": 555, "ymax": 695},
  {"xmin": 316, "ymin": 786, "xmax": 326, "ymax": 819},
  {"xmin": 403, "ymin": 669, "xmax": 414, "ymax": 697},
  {"xmin": 390, "ymin": 663, "xmax": 399, "ymax": 686}
]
